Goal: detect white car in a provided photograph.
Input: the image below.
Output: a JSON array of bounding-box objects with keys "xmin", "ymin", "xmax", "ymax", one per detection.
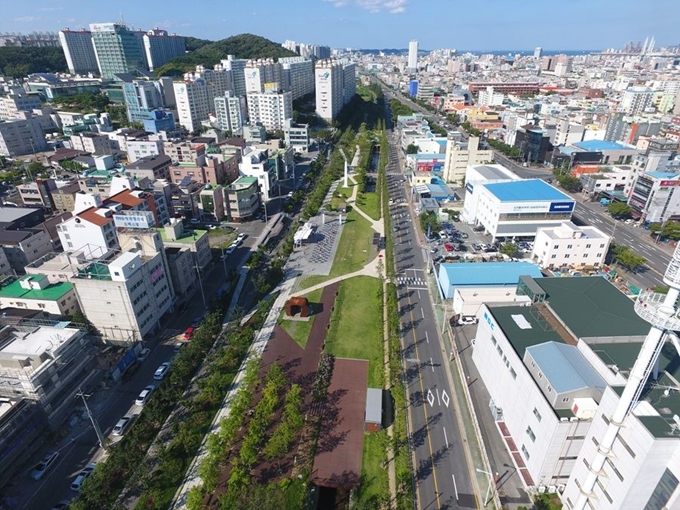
[
  {"xmin": 70, "ymin": 463, "xmax": 96, "ymax": 491},
  {"xmin": 112, "ymin": 416, "xmax": 133, "ymax": 436},
  {"xmin": 154, "ymin": 362, "xmax": 170, "ymax": 380},
  {"xmin": 225, "ymin": 245, "xmax": 236, "ymax": 255},
  {"xmin": 31, "ymin": 451, "xmax": 59, "ymax": 480},
  {"xmin": 236, "ymin": 233, "xmax": 246, "ymax": 243},
  {"xmin": 457, "ymin": 316, "xmax": 479, "ymax": 326},
  {"xmin": 136, "ymin": 348, "xmax": 151, "ymax": 363},
  {"xmin": 135, "ymin": 385, "xmax": 155, "ymax": 406}
]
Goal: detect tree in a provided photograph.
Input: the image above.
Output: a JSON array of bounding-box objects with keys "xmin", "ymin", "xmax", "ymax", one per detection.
[
  {"xmin": 649, "ymin": 221, "xmax": 680, "ymax": 240},
  {"xmin": 608, "ymin": 202, "xmax": 632, "ymax": 218},
  {"xmin": 419, "ymin": 211, "xmax": 440, "ymax": 235},
  {"xmin": 556, "ymin": 174, "xmax": 582, "ymax": 192},
  {"xmin": 500, "ymin": 242, "xmax": 518, "ymax": 258},
  {"xmin": 406, "ymin": 144, "xmax": 419, "ymax": 154},
  {"xmin": 612, "ymin": 245, "xmax": 646, "ymax": 272}
]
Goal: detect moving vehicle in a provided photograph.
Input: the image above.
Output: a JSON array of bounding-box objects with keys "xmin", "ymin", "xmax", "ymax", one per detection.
[
  {"xmin": 31, "ymin": 451, "xmax": 59, "ymax": 480},
  {"xmin": 153, "ymin": 362, "xmax": 170, "ymax": 380},
  {"xmin": 135, "ymin": 385, "xmax": 155, "ymax": 406},
  {"xmin": 70, "ymin": 463, "xmax": 97, "ymax": 491},
  {"xmin": 225, "ymin": 245, "xmax": 236, "ymax": 255},
  {"xmin": 112, "ymin": 416, "xmax": 133, "ymax": 436},
  {"xmin": 136, "ymin": 348, "xmax": 151, "ymax": 363}
]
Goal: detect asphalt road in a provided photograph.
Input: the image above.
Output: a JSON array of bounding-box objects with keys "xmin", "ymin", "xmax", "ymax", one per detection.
[{"xmin": 384, "ymin": 97, "xmax": 478, "ymax": 509}]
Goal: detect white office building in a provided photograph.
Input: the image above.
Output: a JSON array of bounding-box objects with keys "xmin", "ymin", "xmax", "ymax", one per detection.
[
  {"xmin": 246, "ymin": 90, "xmax": 292, "ymax": 131},
  {"xmin": 315, "ymin": 60, "xmax": 355, "ymax": 122},
  {"xmin": 477, "ymin": 86, "xmax": 504, "ymax": 107},
  {"xmin": 58, "ymin": 28, "xmax": 98, "ymax": 75},
  {"xmin": 284, "ymin": 119, "xmax": 310, "ymax": 152},
  {"xmin": 628, "ymin": 171, "xmax": 680, "ymax": 223},
  {"xmin": 408, "ymin": 40, "xmax": 419, "ymax": 72},
  {"xmin": 244, "ymin": 58, "xmax": 282, "ymax": 94},
  {"xmin": 214, "ymin": 91, "xmax": 246, "ymax": 134},
  {"xmin": 280, "ymin": 56, "xmax": 315, "ymax": 100},
  {"xmin": 142, "ymin": 28, "xmax": 185, "ymax": 71},
  {"xmin": 463, "ymin": 178, "xmax": 575, "ymax": 242},
  {"xmin": 531, "ymin": 222, "xmax": 611, "ymax": 270},
  {"xmin": 0, "ymin": 89, "xmax": 42, "ymax": 121}
]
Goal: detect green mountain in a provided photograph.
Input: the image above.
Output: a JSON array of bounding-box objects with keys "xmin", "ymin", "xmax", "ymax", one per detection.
[
  {"xmin": 155, "ymin": 33, "xmax": 298, "ymax": 77},
  {"xmin": 0, "ymin": 47, "xmax": 67, "ymax": 78}
]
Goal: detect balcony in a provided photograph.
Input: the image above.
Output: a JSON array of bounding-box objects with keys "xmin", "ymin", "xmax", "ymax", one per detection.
[{"xmin": 634, "ymin": 291, "xmax": 680, "ymax": 331}]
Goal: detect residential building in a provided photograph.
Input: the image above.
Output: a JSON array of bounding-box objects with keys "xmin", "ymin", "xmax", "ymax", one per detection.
[
  {"xmin": 408, "ymin": 40, "xmax": 418, "ymax": 72},
  {"xmin": 0, "ymin": 275, "xmax": 79, "ymax": 317},
  {"xmin": 169, "ymin": 155, "xmax": 228, "ymax": 186},
  {"xmin": 621, "ymin": 87, "xmax": 655, "ymax": 115},
  {"xmin": 142, "ymin": 29, "xmax": 185, "ymax": 71},
  {"xmin": 225, "ymin": 176, "xmax": 260, "ymax": 221},
  {"xmin": 415, "ymin": 83, "xmax": 435, "ymax": 102},
  {"xmin": 125, "ymin": 138, "xmax": 163, "ymax": 162},
  {"xmin": 58, "ymin": 28, "xmax": 98, "ymax": 74},
  {"xmin": 122, "ymin": 78, "xmax": 176, "ymax": 123},
  {"xmin": 174, "ymin": 64, "xmax": 234, "ymax": 133},
  {"xmin": 214, "ymin": 91, "xmax": 246, "ymax": 134},
  {"xmin": 239, "ymin": 146, "xmax": 279, "ymax": 200},
  {"xmin": 463, "ymin": 179, "xmax": 575, "ymax": 242},
  {"xmin": 315, "ymin": 60, "xmax": 355, "ymax": 122},
  {"xmin": 71, "ymin": 238, "xmax": 174, "ymax": 342},
  {"xmin": 443, "ymin": 136, "xmax": 493, "ymax": 184},
  {"xmin": 0, "ymin": 229, "xmax": 52, "ymax": 274},
  {"xmin": 163, "ymin": 245, "xmax": 197, "ymax": 303},
  {"xmin": 156, "ymin": 220, "xmax": 210, "ymax": 269},
  {"xmin": 56, "ymin": 201, "xmax": 118, "ymax": 257},
  {"xmin": 89, "ymin": 23, "xmax": 146, "ymax": 80},
  {"xmin": 243, "ymin": 123, "xmax": 267, "ymax": 143},
  {"xmin": 477, "ymin": 86, "xmax": 504, "ymax": 107},
  {"xmin": 284, "ymin": 119, "xmax": 310, "ymax": 152},
  {"xmin": 69, "ymin": 132, "xmax": 112, "ymax": 155},
  {"xmin": 125, "ymin": 154, "xmax": 171, "ymax": 181},
  {"xmin": 0, "ymin": 324, "xmax": 96, "ymax": 427},
  {"xmin": 246, "ymin": 90, "xmax": 293, "ymax": 131},
  {"xmin": 0, "ymin": 118, "xmax": 48, "ymax": 157},
  {"xmin": 280, "ymin": 56, "xmax": 314, "ymax": 100},
  {"xmin": 198, "ymin": 185, "xmax": 225, "ymax": 221},
  {"xmin": 0, "ymin": 89, "xmax": 41, "ymax": 121},
  {"xmin": 553, "ymin": 119, "xmax": 586, "ymax": 146},
  {"xmin": 0, "ymin": 208, "xmax": 45, "ymax": 230},
  {"xmin": 17, "ymin": 179, "xmax": 57, "ymax": 211},
  {"xmin": 51, "ymin": 181, "xmax": 82, "ymax": 213},
  {"xmin": 531, "ymin": 222, "xmax": 611, "ymax": 270},
  {"xmin": 244, "ymin": 58, "xmax": 282, "ymax": 94},
  {"xmin": 628, "ymin": 171, "xmax": 680, "ymax": 223},
  {"xmin": 164, "ymin": 140, "xmax": 206, "ymax": 164}
]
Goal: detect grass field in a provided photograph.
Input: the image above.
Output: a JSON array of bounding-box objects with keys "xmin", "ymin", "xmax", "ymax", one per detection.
[
  {"xmin": 278, "ymin": 288, "xmax": 323, "ymax": 349},
  {"xmin": 298, "ymin": 208, "xmax": 375, "ymax": 290},
  {"xmin": 325, "ymin": 276, "xmax": 384, "ymax": 387},
  {"xmin": 357, "ymin": 430, "xmax": 390, "ymax": 507},
  {"xmin": 357, "ymin": 191, "xmax": 381, "ymax": 220}
]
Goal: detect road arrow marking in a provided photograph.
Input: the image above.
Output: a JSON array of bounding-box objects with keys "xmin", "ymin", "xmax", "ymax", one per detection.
[
  {"xmin": 442, "ymin": 390, "xmax": 450, "ymax": 408},
  {"xmin": 427, "ymin": 389, "xmax": 435, "ymax": 407}
]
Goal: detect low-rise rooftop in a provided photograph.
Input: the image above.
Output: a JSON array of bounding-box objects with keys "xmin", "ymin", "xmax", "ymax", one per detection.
[
  {"xmin": 156, "ymin": 227, "xmax": 207, "ymax": 244},
  {"xmin": 488, "ymin": 304, "xmax": 565, "ymax": 358},
  {"xmin": 0, "ymin": 277, "xmax": 73, "ymax": 301},
  {"xmin": 483, "ymin": 179, "xmax": 571, "ymax": 202}
]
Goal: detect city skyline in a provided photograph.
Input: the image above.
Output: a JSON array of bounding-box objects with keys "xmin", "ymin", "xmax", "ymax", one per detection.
[{"xmin": 1, "ymin": 0, "xmax": 678, "ymax": 51}]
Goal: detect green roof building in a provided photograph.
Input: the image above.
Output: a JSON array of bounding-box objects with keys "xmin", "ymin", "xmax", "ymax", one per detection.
[{"xmin": 0, "ymin": 275, "xmax": 79, "ymax": 317}]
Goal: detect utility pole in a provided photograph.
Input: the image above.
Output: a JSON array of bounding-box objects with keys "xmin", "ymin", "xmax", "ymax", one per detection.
[
  {"xmin": 76, "ymin": 388, "xmax": 106, "ymax": 451},
  {"xmin": 194, "ymin": 265, "xmax": 208, "ymax": 310}
]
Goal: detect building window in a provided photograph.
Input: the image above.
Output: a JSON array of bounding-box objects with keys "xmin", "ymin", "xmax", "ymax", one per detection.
[
  {"xmin": 617, "ymin": 435, "xmax": 636, "ymax": 458},
  {"xmin": 606, "ymin": 458, "xmax": 624, "ymax": 482},
  {"xmin": 586, "ymin": 244, "xmax": 591, "ymax": 248},
  {"xmin": 538, "ymin": 372, "xmax": 543, "ymax": 379},
  {"xmin": 564, "ymin": 254, "xmax": 570, "ymax": 259},
  {"xmin": 551, "ymin": 254, "xmax": 557, "ymax": 259},
  {"xmin": 596, "ymin": 479, "xmax": 613, "ymax": 504},
  {"xmin": 554, "ymin": 245, "xmax": 559, "ymax": 249},
  {"xmin": 510, "ymin": 368, "xmax": 517, "ymax": 380},
  {"xmin": 521, "ymin": 444, "xmax": 530, "ymax": 460},
  {"xmin": 567, "ymin": 244, "xmax": 573, "ymax": 249},
  {"xmin": 547, "ymin": 385, "xmax": 552, "ymax": 393},
  {"xmin": 562, "ymin": 397, "xmax": 570, "ymax": 403},
  {"xmin": 559, "ymin": 456, "xmax": 578, "ymax": 460},
  {"xmin": 533, "ymin": 408, "xmax": 542, "ymax": 422},
  {"xmin": 644, "ymin": 468, "xmax": 679, "ymax": 510},
  {"xmin": 526, "ymin": 426, "xmax": 536, "ymax": 442},
  {"xmin": 602, "ymin": 414, "xmax": 610, "ymax": 425},
  {"xmin": 567, "ymin": 435, "xmax": 585, "ymax": 440}
]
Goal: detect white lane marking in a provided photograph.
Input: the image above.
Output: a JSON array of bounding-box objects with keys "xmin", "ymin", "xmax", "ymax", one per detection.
[
  {"xmin": 441, "ymin": 390, "xmax": 450, "ymax": 408},
  {"xmin": 421, "ymin": 307, "xmax": 425, "ymax": 319},
  {"xmin": 452, "ymin": 475, "xmax": 459, "ymax": 500},
  {"xmin": 443, "ymin": 427, "xmax": 449, "ymax": 448},
  {"xmin": 427, "ymin": 389, "xmax": 435, "ymax": 407},
  {"xmin": 417, "ymin": 290, "xmax": 421, "ymax": 299},
  {"xmin": 425, "ymin": 331, "xmax": 429, "ymax": 344},
  {"xmin": 436, "ymin": 388, "xmax": 441, "ymax": 406},
  {"xmin": 430, "ymin": 357, "xmax": 434, "ymax": 372}
]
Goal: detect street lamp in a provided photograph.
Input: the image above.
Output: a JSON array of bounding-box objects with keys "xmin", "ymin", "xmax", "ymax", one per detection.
[
  {"xmin": 476, "ymin": 468, "xmax": 494, "ymax": 506},
  {"xmin": 76, "ymin": 388, "xmax": 107, "ymax": 451},
  {"xmin": 193, "ymin": 264, "xmax": 208, "ymax": 310}
]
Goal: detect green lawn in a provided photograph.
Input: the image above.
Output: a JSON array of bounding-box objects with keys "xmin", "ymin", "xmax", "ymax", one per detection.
[
  {"xmin": 357, "ymin": 430, "xmax": 390, "ymax": 507},
  {"xmin": 357, "ymin": 191, "xmax": 381, "ymax": 220},
  {"xmin": 208, "ymin": 229, "xmax": 237, "ymax": 250},
  {"xmin": 325, "ymin": 276, "xmax": 384, "ymax": 387},
  {"xmin": 278, "ymin": 288, "xmax": 323, "ymax": 349}
]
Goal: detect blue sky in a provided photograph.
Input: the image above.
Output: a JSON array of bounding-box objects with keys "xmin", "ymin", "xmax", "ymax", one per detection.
[{"xmin": 2, "ymin": 0, "xmax": 679, "ymax": 51}]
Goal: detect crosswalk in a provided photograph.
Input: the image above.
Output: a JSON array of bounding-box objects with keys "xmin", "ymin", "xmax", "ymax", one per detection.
[{"xmin": 395, "ymin": 277, "xmax": 427, "ymax": 287}]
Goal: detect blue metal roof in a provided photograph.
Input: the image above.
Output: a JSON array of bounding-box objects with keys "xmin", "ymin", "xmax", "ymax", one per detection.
[
  {"xmin": 572, "ymin": 140, "xmax": 629, "ymax": 151},
  {"xmin": 526, "ymin": 342, "xmax": 606, "ymax": 394},
  {"xmin": 483, "ymin": 179, "xmax": 571, "ymax": 202},
  {"xmin": 646, "ymin": 171, "xmax": 680, "ymax": 180},
  {"xmin": 440, "ymin": 262, "xmax": 542, "ymax": 286}
]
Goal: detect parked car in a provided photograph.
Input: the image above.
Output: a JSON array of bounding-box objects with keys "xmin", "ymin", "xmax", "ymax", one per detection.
[
  {"xmin": 183, "ymin": 327, "xmax": 194, "ymax": 340},
  {"xmin": 31, "ymin": 451, "xmax": 59, "ymax": 480},
  {"xmin": 136, "ymin": 348, "xmax": 151, "ymax": 363},
  {"xmin": 112, "ymin": 416, "xmax": 133, "ymax": 436},
  {"xmin": 174, "ymin": 342, "xmax": 183, "ymax": 354},
  {"xmin": 153, "ymin": 362, "xmax": 170, "ymax": 380},
  {"xmin": 70, "ymin": 463, "xmax": 97, "ymax": 491},
  {"xmin": 459, "ymin": 232, "xmax": 468, "ymax": 239},
  {"xmin": 457, "ymin": 316, "xmax": 479, "ymax": 326},
  {"xmin": 50, "ymin": 501, "xmax": 72, "ymax": 510},
  {"xmin": 236, "ymin": 232, "xmax": 247, "ymax": 243},
  {"xmin": 444, "ymin": 243, "xmax": 454, "ymax": 252},
  {"xmin": 225, "ymin": 245, "xmax": 236, "ymax": 255},
  {"xmin": 135, "ymin": 385, "xmax": 155, "ymax": 406}
]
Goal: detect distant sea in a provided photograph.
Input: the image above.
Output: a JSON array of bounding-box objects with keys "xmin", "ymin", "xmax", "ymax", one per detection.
[{"xmin": 358, "ymin": 49, "xmax": 599, "ymax": 56}]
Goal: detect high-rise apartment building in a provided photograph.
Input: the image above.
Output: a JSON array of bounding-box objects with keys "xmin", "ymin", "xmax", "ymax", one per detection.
[
  {"xmin": 315, "ymin": 60, "xmax": 356, "ymax": 122},
  {"xmin": 122, "ymin": 78, "xmax": 175, "ymax": 123},
  {"xmin": 621, "ymin": 87, "xmax": 655, "ymax": 115},
  {"xmin": 534, "ymin": 46, "xmax": 543, "ymax": 59},
  {"xmin": 173, "ymin": 65, "xmax": 233, "ymax": 133},
  {"xmin": 143, "ymin": 28, "xmax": 186, "ymax": 71},
  {"xmin": 214, "ymin": 91, "xmax": 246, "ymax": 134},
  {"xmin": 280, "ymin": 57, "xmax": 315, "ymax": 100},
  {"xmin": 89, "ymin": 23, "xmax": 147, "ymax": 79},
  {"xmin": 408, "ymin": 40, "xmax": 419, "ymax": 73},
  {"xmin": 244, "ymin": 58, "xmax": 283, "ymax": 94},
  {"xmin": 58, "ymin": 28, "xmax": 98, "ymax": 74},
  {"xmin": 0, "ymin": 118, "xmax": 48, "ymax": 157},
  {"xmin": 221, "ymin": 55, "xmax": 248, "ymax": 96},
  {"xmin": 246, "ymin": 90, "xmax": 292, "ymax": 131}
]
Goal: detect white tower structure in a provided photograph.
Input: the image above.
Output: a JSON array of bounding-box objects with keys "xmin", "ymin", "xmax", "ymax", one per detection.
[
  {"xmin": 574, "ymin": 244, "xmax": 680, "ymax": 509},
  {"xmin": 408, "ymin": 40, "xmax": 419, "ymax": 73}
]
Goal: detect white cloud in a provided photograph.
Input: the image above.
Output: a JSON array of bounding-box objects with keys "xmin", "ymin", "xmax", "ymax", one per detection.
[
  {"xmin": 14, "ymin": 16, "xmax": 41, "ymax": 22},
  {"xmin": 39, "ymin": 6, "xmax": 63, "ymax": 11},
  {"xmin": 323, "ymin": 0, "xmax": 405, "ymax": 12}
]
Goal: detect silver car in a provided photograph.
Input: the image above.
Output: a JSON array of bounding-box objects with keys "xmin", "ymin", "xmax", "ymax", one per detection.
[{"xmin": 31, "ymin": 451, "xmax": 59, "ymax": 480}]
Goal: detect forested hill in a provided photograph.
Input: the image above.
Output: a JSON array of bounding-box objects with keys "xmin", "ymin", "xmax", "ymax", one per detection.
[
  {"xmin": 0, "ymin": 47, "xmax": 67, "ymax": 77},
  {"xmin": 155, "ymin": 33, "xmax": 297, "ymax": 76}
]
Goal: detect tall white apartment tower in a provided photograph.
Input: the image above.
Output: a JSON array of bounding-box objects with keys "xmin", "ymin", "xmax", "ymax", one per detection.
[
  {"xmin": 59, "ymin": 28, "xmax": 99, "ymax": 74},
  {"xmin": 173, "ymin": 64, "xmax": 233, "ymax": 132},
  {"xmin": 280, "ymin": 57, "xmax": 315, "ymax": 100},
  {"xmin": 143, "ymin": 28, "xmax": 186, "ymax": 71},
  {"xmin": 221, "ymin": 56, "xmax": 248, "ymax": 96},
  {"xmin": 244, "ymin": 58, "xmax": 283, "ymax": 94},
  {"xmin": 315, "ymin": 60, "xmax": 344, "ymax": 122},
  {"xmin": 534, "ymin": 46, "xmax": 543, "ymax": 58},
  {"xmin": 214, "ymin": 91, "xmax": 246, "ymax": 133},
  {"xmin": 246, "ymin": 90, "xmax": 293, "ymax": 131},
  {"xmin": 343, "ymin": 62, "xmax": 356, "ymax": 104},
  {"xmin": 408, "ymin": 40, "xmax": 419, "ymax": 73}
]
